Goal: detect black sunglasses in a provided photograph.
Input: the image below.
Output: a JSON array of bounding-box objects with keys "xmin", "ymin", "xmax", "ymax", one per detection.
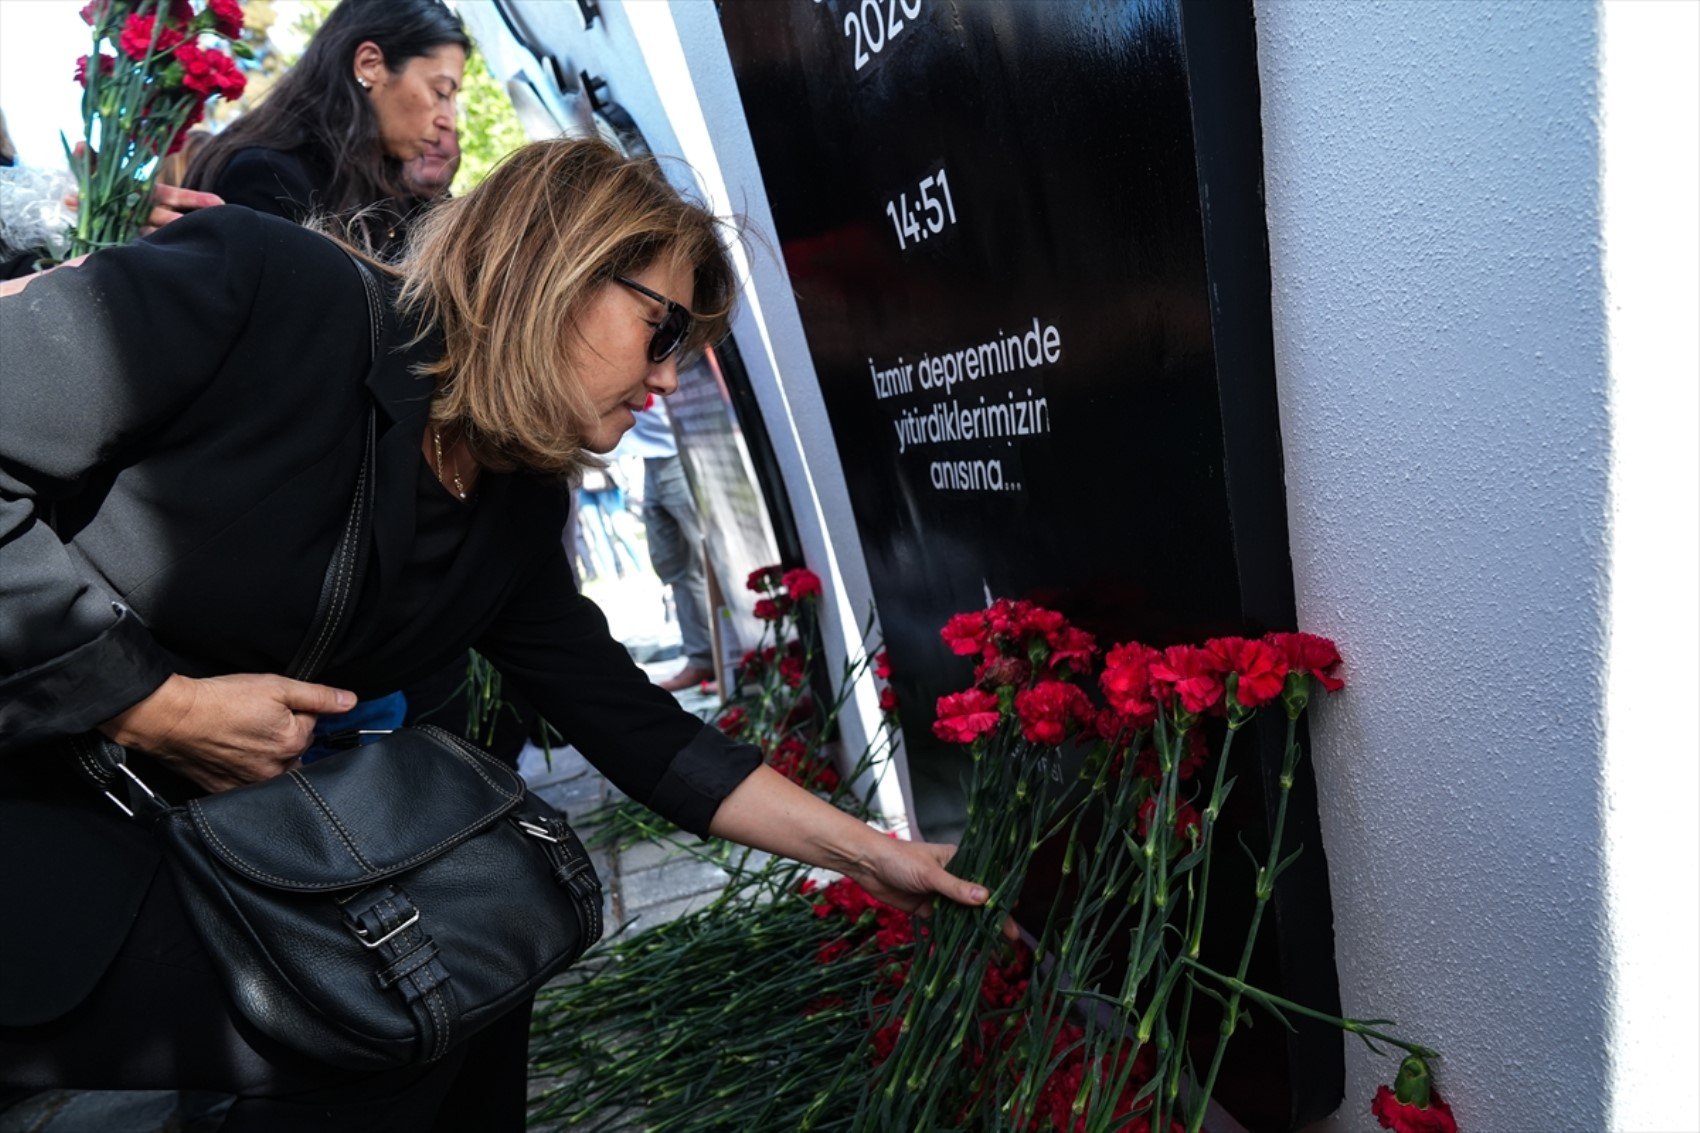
[{"xmin": 614, "ymin": 275, "xmax": 693, "ymax": 364}]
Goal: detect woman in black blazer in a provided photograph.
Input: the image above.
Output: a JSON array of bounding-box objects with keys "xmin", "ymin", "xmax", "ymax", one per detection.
[
  {"xmin": 186, "ymin": 0, "xmax": 469, "ymax": 254},
  {"xmin": 0, "ymin": 139, "xmax": 994, "ymax": 1130}
]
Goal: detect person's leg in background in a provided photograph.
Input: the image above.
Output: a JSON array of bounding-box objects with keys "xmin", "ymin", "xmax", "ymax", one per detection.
[
  {"xmin": 643, "ymin": 455, "xmax": 715, "ymax": 692},
  {"xmin": 593, "ymin": 482, "xmax": 645, "ymax": 577}
]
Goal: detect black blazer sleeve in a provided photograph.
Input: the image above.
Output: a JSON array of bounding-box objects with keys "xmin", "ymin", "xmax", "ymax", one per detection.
[
  {"xmin": 212, "ymin": 147, "xmax": 320, "ymax": 223},
  {"xmin": 476, "ymin": 543, "xmax": 762, "ymax": 838},
  {"xmin": 0, "ymin": 208, "xmax": 270, "ymax": 748}
]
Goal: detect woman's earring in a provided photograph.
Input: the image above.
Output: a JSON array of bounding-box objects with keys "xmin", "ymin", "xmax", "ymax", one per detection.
[{"xmin": 356, "ymin": 76, "xmax": 372, "ymax": 91}]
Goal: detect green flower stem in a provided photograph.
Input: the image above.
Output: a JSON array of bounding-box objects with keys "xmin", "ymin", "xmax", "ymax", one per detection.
[
  {"xmin": 1185, "ymin": 711, "xmax": 1301, "ymax": 1133},
  {"xmin": 858, "ymin": 729, "xmax": 1060, "ymax": 1131},
  {"xmin": 1186, "ymin": 721, "xmax": 1239, "ymax": 957},
  {"xmin": 1160, "ymin": 717, "xmax": 1241, "ymax": 1122},
  {"xmin": 1178, "ymin": 957, "xmax": 1438, "ymax": 1060},
  {"xmin": 1005, "ymin": 741, "xmax": 1151, "ymax": 1130},
  {"xmin": 1079, "ymin": 720, "xmax": 1180, "ymax": 1133}
]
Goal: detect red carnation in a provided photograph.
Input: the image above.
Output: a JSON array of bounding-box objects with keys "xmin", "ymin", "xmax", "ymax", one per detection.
[
  {"xmin": 933, "ymin": 688, "xmax": 1002, "ymax": 745},
  {"xmin": 1371, "ymin": 1086, "xmax": 1457, "ymax": 1133},
  {"xmin": 813, "ymin": 877, "xmax": 889, "ymax": 924},
  {"xmin": 878, "ymin": 686, "xmax": 899, "ymax": 713},
  {"xmin": 1150, "ymin": 645, "xmax": 1225, "ymax": 715},
  {"xmin": 770, "ymin": 736, "xmax": 837, "ymax": 791},
  {"xmin": 73, "ymin": 52, "xmax": 117, "ymax": 87},
  {"xmin": 220, "ymin": 54, "xmax": 246, "ymax": 99},
  {"xmin": 1137, "ymin": 798, "xmax": 1202, "ymax": 843},
  {"xmin": 1044, "ymin": 624, "xmax": 1097, "ymax": 677},
  {"xmin": 1266, "ymin": 631, "xmax": 1345, "ymax": 692},
  {"xmin": 1013, "ymin": 680, "xmax": 1093, "ymax": 746},
  {"xmin": 206, "ymin": 0, "xmax": 244, "ymax": 37},
  {"xmin": 985, "ymin": 598, "xmax": 1032, "ymax": 640},
  {"xmin": 174, "ymin": 43, "xmax": 245, "ymax": 100},
  {"xmin": 745, "ymin": 565, "xmax": 782, "ymax": 593},
  {"xmin": 79, "ymin": 0, "xmax": 119, "ymax": 28},
  {"xmin": 1013, "ymin": 605, "xmax": 1066, "ymax": 642},
  {"xmin": 165, "ymin": 100, "xmax": 205, "ymax": 154},
  {"xmin": 778, "ymin": 655, "xmax": 805, "ymax": 689},
  {"xmin": 873, "ymin": 915, "xmax": 912, "ymax": 952},
  {"xmin": 940, "ymin": 610, "xmax": 989, "ymax": 657},
  {"xmin": 118, "ymin": 13, "xmax": 186, "ymax": 60},
  {"xmin": 752, "ymin": 595, "xmax": 792, "ymax": 622},
  {"xmin": 782, "ymin": 567, "xmax": 822, "ymax": 601},
  {"xmin": 1203, "ymin": 635, "xmax": 1288, "ymax": 710},
  {"xmin": 716, "ymin": 706, "xmax": 747, "ymax": 738},
  {"xmin": 775, "ymin": 724, "xmax": 805, "ymax": 758},
  {"xmin": 1101, "ymin": 641, "xmax": 1160, "ymax": 725},
  {"xmin": 870, "ymin": 1019, "xmax": 903, "ymax": 1064},
  {"xmin": 873, "ymin": 650, "xmax": 891, "ymax": 680},
  {"xmin": 1094, "ymin": 708, "xmax": 1132, "ymax": 747}
]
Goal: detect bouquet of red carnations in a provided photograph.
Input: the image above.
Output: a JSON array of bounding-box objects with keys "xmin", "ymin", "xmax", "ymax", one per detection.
[
  {"xmin": 852, "ymin": 599, "xmax": 1456, "ymax": 1133},
  {"xmin": 67, "ymin": 0, "xmax": 248, "ymax": 257}
]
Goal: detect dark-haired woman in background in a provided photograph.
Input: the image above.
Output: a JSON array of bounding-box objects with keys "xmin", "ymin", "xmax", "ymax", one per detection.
[{"xmin": 185, "ymin": 0, "xmax": 468, "ymax": 254}]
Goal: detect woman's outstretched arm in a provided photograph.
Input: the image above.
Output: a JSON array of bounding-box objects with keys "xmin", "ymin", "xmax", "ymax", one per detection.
[{"xmin": 708, "ymin": 763, "xmax": 1011, "ymax": 930}]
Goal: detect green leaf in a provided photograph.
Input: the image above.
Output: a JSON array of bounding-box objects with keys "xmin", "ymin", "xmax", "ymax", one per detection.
[{"xmin": 1271, "ymin": 843, "xmax": 1307, "ymax": 882}]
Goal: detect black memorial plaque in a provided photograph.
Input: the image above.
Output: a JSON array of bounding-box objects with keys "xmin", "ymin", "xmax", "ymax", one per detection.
[{"xmin": 721, "ymin": 0, "xmax": 1341, "ymax": 1125}]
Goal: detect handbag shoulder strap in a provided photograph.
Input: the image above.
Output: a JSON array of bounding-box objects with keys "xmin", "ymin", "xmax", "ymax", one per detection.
[{"xmin": 285, "ymin": 253, "xmax": 384, "ymax": 682}]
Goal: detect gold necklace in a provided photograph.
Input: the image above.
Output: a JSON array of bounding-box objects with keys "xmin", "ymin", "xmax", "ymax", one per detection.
[{"xmin": 432, "ymin": 426, "xmax": 468, "ymax": 500}]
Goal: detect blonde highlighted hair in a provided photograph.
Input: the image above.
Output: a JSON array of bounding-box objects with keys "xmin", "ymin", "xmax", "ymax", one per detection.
[{"xmin": 393, "ymin": 138, "xmax": 737, "ymax": 476}]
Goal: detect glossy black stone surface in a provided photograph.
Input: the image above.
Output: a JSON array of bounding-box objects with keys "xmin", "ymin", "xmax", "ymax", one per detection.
[{"xmin": 722, "ymin": 1, "xmax": 1341, "ymax": 1123}]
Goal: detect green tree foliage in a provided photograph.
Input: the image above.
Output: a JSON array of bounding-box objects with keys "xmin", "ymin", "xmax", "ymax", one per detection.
[{"xmin": 449, "ymin": 39, "xmax": 526, "ymax": 194}]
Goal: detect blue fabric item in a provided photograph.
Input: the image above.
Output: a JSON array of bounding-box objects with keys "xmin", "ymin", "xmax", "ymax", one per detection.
[{"xmin": 301, "ymin": 690, "xmax": 408, "ymax": 764}]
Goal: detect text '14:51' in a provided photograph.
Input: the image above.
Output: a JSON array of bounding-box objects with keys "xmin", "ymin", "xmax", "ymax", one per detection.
[{"xmin": 884, "ymin": 167, "xmax": 957, "ymax": 251}]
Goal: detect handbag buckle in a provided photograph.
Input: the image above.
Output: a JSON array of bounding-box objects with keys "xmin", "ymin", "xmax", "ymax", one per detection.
[
  {"xmin": 343, "ymin": 886, "xmax": 423, "ymax": 950},
  {"xmin": 516, "ymin": 819, "xmax": 559, "ymax": 843},
  {"xmin": 349, "ymin": 908, "xmax": 421, "ymax": 950}
]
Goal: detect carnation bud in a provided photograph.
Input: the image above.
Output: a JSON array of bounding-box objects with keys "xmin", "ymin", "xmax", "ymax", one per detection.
[
  {"xmin": 1281, "ymin": 670, "xmax": 1311, "ymax": 720},
  {"xmin": 976, "ymin": 656, "xmax": 1029, "ymax": 691},
  {"xmin": 1393, "ymin": 1055, "xmax": 1434, "ymax": 1107}
]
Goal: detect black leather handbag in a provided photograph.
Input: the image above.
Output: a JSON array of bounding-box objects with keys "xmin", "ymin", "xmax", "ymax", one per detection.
[{"xmin": 75, "ymin": 254, "xmax": 603, "ymax": 1070}]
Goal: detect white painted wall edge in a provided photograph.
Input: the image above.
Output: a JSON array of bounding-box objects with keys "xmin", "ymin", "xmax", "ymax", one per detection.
[
  {"xmin": 622, "ymin": 0, "xmax": 917, "ymax": 835},
  {"xmin": 1599, "ymin": 2, "xmax": 1700, "ymax": 1128}
]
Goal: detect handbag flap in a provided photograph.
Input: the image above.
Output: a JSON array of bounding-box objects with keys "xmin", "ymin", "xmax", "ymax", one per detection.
[{"xmin": 185, "ymin": 727, "xmax": 525, "ymax": 892}]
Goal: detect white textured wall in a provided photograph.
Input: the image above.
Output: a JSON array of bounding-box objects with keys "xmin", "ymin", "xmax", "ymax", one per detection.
[{"xmin": 1257, "ymin": 2, "xmax": 1698, "ymax": 1130}]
